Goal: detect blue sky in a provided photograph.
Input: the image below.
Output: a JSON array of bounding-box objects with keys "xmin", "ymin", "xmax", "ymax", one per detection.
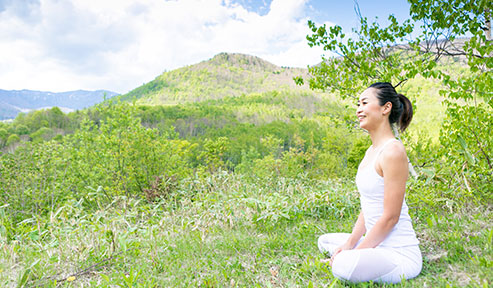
[
  {"xmin": 0, "ymin": 0, "xmax": 412, "ymax": 93},
  {"xmin": 237, "ymin": 0, "xmax": 412, "ymax": 32}
]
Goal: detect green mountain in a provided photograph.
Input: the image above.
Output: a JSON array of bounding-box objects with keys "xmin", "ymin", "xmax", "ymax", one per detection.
[
  {"xmin": 120, "ymin": 53, "xmax": 315, "ymax": 105},
  {"xmin": 117, "ymin": 51, "xmax": 453, "ymax": 141}
]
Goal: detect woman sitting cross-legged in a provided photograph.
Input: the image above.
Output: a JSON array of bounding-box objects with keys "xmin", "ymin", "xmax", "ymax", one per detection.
[{"xmin": 318, "ymin": 82, "xmax": 422, "ymax": 284}]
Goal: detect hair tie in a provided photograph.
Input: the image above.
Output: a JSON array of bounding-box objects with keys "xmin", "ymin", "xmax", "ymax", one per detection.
[{"xmin": 392, "ymin": 123, "xmax": 400, "ymax": 138}]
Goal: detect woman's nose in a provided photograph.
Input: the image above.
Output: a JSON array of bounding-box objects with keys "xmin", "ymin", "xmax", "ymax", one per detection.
[{"xmin": 356, "ymin": 105, "xmax": 362, "ymax": 114}]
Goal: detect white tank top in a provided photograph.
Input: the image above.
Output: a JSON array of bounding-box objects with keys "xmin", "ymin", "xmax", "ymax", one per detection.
[{"xmin": 355, "ymin": 138, "xmax": 419, "ymax": 247}]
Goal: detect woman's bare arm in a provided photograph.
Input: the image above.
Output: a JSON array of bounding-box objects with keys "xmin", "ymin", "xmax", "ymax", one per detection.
[{"xmin": 329, "ymin": 210, "xmax": 366, "ymax": 265}]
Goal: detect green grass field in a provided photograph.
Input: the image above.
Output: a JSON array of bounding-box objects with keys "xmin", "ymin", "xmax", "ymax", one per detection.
[{"xmin": 1, "ymin": 173, "xmax": 490, "ymax": 287}]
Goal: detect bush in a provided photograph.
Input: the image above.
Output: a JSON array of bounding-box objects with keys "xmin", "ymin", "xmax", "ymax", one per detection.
[
  {"xmin": 0, "ymin": 102, "xmax": 195, "ymax": 223},
  {"xmin": 5, "ymin": 134, "xmax": 20, "ymax": 146}
]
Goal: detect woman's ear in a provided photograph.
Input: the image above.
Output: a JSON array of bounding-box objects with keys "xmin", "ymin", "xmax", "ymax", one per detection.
[{"xmin": 383, "ymin": 102, "xmax": 392, "ymax": 115}]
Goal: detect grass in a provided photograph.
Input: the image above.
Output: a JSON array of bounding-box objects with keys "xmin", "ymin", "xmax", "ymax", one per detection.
[{"xmin": 0, "ymin": 172, "xmax": 491, "ymax": 287}]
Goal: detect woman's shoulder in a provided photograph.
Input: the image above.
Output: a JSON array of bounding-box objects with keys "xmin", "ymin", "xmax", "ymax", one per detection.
[{"xmin": 381, "ymin": 140, "xmax": 408, "ymax": 165}]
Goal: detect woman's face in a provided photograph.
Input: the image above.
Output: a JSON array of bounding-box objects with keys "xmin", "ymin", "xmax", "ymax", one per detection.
[{"xmin": 356, "ymin": 88, "xmax": 388, "ymax": 131}]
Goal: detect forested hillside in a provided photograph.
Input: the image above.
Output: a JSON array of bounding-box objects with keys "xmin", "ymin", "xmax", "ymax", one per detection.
[
  {"xmin": 0, "ymin": 51, "xmax": 449, "ymax": 155},
  {"xmin": 120, "ymin": 52, "xmax": 313, "ymax": 105},
  {"xmin": 0, "ymin": 1, "xmax": 491, "ymax": 285}
]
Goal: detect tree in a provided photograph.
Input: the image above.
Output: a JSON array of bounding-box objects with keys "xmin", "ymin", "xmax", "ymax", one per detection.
[
  {"xmin": 6, "ymin": 134, "xmax": 20, "ymax": 146},
  {"xmin": 15, "ymin": 124, "xmax": 29, "ymax": 135},
  {"xmin": 0, "ymin": 128, "xmax": 8, "ymax": 147},
  {"xmin": 30, "ymin": 127, "xmax": 54, "ymax": 143},
  {"xmin": 301, "ymin": 0, "xmax": 491, "ymax": 196},
  {"xmin": 47, "ymin": 107, "xmax": 66, "ymax": 129}
]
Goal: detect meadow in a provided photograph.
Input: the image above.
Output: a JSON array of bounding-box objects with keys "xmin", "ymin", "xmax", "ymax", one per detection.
[
  {"xmin": 1, "ymin": 171, "xmax": 490, "ymax": 287},
  {"xmin": 0, "ymin": 40, "xmax": 491, "ymax": 286},
  {"xmin": 0, "ymin": 87, "xmax": 490, "ymax": 287}
]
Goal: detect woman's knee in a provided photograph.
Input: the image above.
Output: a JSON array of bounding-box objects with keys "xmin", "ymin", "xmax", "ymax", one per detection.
[
  {"xmin": 317, "ymin": 233, "xmax": 351, "ymax": 254},
  {"xmin": 331, "ymin": 251, "xmax": 359, "ymax": 281},
  {"xmin": 317, "ymin": 235, "xmax": 330, "ymax": 253}
]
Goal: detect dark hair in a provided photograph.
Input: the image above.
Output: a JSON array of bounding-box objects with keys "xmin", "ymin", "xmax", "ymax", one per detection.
[{"xmin": 369, "ymin": 82, "xmax": 413, "ymax": 132}]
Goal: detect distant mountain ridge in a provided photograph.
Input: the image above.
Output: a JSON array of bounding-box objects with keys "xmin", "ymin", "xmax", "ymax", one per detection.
[
  {"xmin": 120, "ymin": 52, "xmax": 314, "ymax": 105},
  {"xmin": 0, "ymin": 89, "xmax": 118, "ymax": 120}
]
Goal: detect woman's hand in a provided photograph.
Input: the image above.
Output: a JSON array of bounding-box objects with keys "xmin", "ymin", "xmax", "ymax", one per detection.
[
  {"xmin": 330, "ymin": 242, "xmax": 354, "ymax": 266},
  {"xmin": 327, "ymin": 211, "xmax": 366, "ymax": 266}
]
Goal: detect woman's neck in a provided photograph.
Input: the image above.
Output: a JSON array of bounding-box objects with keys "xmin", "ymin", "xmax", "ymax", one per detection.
[{"xmin": 369, "ymin": 123, "xmax": 395, "ymax": 149}]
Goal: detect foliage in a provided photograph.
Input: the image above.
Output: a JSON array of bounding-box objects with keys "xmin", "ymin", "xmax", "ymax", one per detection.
[
  {"xmin": 0, "ymin": 107, "xmax": 80, "ymax": 150},
  {"xmin": 0, "ymin": 102, "xmax": 194, "ymax": 224},
  {"xmin": 0, "ymin": 174, "xmax": 490, "ymax": 287},
  {"xmin": 119, "ymin": 53, "xmax": 313, "ymax": 105},
  {"xmin": 0, "ymin": 3, "xmax": 490, "ymax": 285},
  {"xmin": 300, "ymin": 15, "xmax": 420, "ymax": 99},
  {"xmin": 409, "ymin": 0, "xmax": 493, "ymax": 195},
  {"xmin": 438, "ymin": 103, "xmax": 492, "ymax": 200},
  {"xmin": 65, "ymin": 102, "xmax": 194, "ymax": 198},
  {"xmin": 303, "ymin": 0, "xmax": 492, "ymax": 198},
  {"xmin": 5, "ymin": 134, "xmax": 20, "ymax": 146}
]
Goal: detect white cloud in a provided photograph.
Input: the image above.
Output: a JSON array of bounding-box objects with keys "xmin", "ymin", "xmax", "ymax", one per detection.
[{"xmin": 0, "ymin": 0, "xmax": 331, "ymax": 93}]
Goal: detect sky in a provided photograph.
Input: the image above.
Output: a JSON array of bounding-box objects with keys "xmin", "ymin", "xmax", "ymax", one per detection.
[{"xmin": 0, "ymin": 0, "xmax": 412, "ymax": 94}]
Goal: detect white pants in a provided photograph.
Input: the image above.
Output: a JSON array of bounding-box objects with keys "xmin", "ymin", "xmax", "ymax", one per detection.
[{"xmin": 318, "ymin": 233, "xmax": 422, "ymax": 284}]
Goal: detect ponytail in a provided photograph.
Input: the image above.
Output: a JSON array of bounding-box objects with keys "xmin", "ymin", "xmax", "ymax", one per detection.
[
  {"xmin": 397, "ymin": 94, "xmax": 413, "ymax": 132},
  {"xmin": 369, "ymin": 82, "xmax": 414, "ymax": 133}
]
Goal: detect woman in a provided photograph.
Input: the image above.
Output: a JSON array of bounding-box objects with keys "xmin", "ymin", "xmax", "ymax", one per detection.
[{"xmin": 318, "ymin": 82, "xmax": 422, "ymax": 283}]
